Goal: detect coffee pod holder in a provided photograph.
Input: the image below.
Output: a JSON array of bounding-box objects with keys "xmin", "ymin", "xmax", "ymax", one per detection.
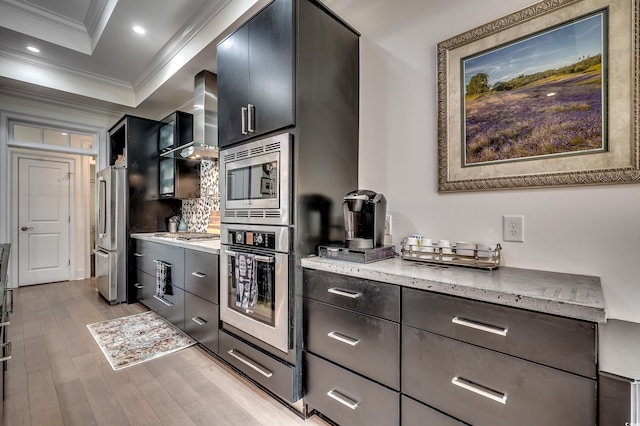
[{"xmin": 400, "ymin": 237, "xmax": 501, "ymax": 270}]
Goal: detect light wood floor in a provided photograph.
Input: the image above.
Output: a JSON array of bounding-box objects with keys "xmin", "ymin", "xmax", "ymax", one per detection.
[{"xmin": 3, "ymin": 278, "xmax": 329, "ymax": 426}]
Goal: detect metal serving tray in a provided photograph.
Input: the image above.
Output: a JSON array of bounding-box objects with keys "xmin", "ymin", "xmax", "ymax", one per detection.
[{"xmin": 400, "ymin": 240, "xmax": 501, "ymax": 270}]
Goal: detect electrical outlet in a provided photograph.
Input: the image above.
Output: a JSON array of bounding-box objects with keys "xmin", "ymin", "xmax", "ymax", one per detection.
[
  {"xmin": 503, "ymin": 215, "xmax": 524, "ymax": 242},
  {"xmin": 384, "ymin": 214, "xmax": 392, "ymax": 236}
]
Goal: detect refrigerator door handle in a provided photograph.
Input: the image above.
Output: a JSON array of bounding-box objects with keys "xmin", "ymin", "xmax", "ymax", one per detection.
[{"xmin": 93, "ymin": 249, "xmax": 109, "ymax": 258}]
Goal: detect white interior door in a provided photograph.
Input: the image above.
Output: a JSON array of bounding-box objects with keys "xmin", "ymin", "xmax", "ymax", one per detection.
[{"xmin": 18, "ymin": 158, "xmax": 71, "ymax": 285}]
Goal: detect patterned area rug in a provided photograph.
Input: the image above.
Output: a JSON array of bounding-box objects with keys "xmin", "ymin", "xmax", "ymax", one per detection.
[{"xmin": 87, "ymin": 311, "xmax": 195, "ymax": 371}]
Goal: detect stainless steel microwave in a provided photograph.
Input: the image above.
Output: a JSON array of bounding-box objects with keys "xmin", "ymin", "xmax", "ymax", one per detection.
[{"xmin": 219, "ymin": 132, "xmax": 291, "ymax": 225}]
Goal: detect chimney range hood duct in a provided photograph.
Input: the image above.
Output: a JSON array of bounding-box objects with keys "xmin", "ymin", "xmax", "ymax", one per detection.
[{"xmin": 179, "ymin": 70, "xmax": 218, "ymax": 159}]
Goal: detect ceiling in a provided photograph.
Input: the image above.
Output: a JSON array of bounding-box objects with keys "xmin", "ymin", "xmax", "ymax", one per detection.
[{"xmin": 0, "ymin": 0, "xmax": 370, "ymax": 121}]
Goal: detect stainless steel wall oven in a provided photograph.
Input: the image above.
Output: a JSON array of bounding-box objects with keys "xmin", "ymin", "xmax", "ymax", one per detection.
[{"xmin": 220, "ymin": 224, "xmax": 290, "ymax": 353}]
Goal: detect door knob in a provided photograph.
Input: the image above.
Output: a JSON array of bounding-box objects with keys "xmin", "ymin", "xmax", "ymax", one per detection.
[{"xmin": 20, "ymin": 226, "xmax": 33, "ymax": 231}]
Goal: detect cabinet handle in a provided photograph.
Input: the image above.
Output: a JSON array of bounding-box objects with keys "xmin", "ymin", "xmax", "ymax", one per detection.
[
  {"xmin": 327, "ymin": 287, "xmax": 361, "ymax": 299},
  {"xmin": 327, "ymin": 331, "xmax": 360, "ymax": 347},
  {"xmin": 134, "ymin": 283, "xmax": 144, "ymax": 289},
  {"xmin": 451, "ymin": 377, "xmax": 507, "ymax": 404},
  {"xmin": 4, "ymin": 288, "xmax": 13, "ymax": 314},
  {"xmin": 227, "ymin": 349, "xmax": 273, "ymax": 378},
  {"xmin": 134, "ymin": 252, "xmax": 144, "ymax": 257},
  {"xmin": 326, "ymin": 388, "xmax": 360, "ymax": 410},
  {"xmin": 241, "ymin": 107, "xmax": 248, "ymax": 134},
  {"xmin": 247, "ymin": 104, "xmax": 255, "ymax": 133},
  {"xmin": 153, "ymin": 295, "xmax": 174, "ymax": 307},
  {"xmin": 152, "ymin": 260, "xmax": 172, "ymax": 268},
  {"xmin": 191, "ymin": 316, "xmax": 207, "ymax": 326},
  {"xmin": 224, "ymin": 250, "xmax": 274, "ymax": 264},
  {"xmin": 0, "ymin": 342, "xmax": 11, "ymax": 362},
  {"xmin": 452, "ymin": 317, "xmax": 508, "ymax": 337},
  {"xmin": 191, "ymin": 271, "xmax": 206, "ymax": 278}
]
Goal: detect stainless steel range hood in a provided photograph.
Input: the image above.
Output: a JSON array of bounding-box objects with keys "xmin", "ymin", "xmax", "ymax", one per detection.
[{"xmin": 163, "ymin": 70, "xmax": 218, "ymax": 160}]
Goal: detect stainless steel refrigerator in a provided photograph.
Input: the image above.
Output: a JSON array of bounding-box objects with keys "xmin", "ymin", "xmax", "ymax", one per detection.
[{"xmin": 94, "ymin": 166, "xmax": 126, "ymax": 304}]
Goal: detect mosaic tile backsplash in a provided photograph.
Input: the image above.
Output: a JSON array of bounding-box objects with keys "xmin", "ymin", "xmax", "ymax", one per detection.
[{"xmin": 181, "ymin": 159, "xmax": 220, "ymax": 233}]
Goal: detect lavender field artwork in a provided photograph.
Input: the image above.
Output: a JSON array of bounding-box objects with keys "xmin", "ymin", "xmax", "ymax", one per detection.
[{"xmin": 463, "ymin": 11, "xmax": 606, "ymax": 166}]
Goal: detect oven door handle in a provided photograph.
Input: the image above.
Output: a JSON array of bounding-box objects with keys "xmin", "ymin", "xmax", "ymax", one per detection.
[{"xmin": 224, "ymin": 249, "xmax": 274, "ymax": 264}]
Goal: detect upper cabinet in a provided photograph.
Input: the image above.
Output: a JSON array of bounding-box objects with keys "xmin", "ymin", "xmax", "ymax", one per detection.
[
  {"xmin": 158, "ymin": 111, "xmax": 200, "ymax": 199},
  {"xmin": 217, "ymin": 0, "xmax": 294, "ymax": 147}
]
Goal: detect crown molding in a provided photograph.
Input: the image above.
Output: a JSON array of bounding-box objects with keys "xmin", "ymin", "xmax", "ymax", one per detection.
[
  {"xmin": 0, "ymin": 85, "xmax": 125, "ymax": 122},
  {"xmin": 0, "ymin": 46, "xmax": 136, "ymax": 106},
  {"xmin": 0, "ymin": 0, "xmax": 116, "ymax": 54},
  {"xmin": 132, "ymin": 0, "xmax": 232, "ymax": 91}
]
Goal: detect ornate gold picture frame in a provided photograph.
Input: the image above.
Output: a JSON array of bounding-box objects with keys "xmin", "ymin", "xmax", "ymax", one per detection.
[{"xmin": 437, "ymin": 0, "xmax": 639, "ymax": 191}]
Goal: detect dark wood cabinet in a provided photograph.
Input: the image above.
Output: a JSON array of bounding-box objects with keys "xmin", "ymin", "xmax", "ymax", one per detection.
[
  {"xmin": 131, "ymin": 238, "xmax": 220, "ymax": 354},
  {"xmin": 217, "ymin": 0, "xmax": 294, "ymax": 146},
  {"xmin": 303, "ymin": 269, "xmax": 401, "ymax": 425}
]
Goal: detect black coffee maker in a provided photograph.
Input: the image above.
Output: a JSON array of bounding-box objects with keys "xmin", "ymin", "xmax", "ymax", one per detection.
[{"xmin": 343, "ymin": 190, "xmax": 387, "ymax": 249}]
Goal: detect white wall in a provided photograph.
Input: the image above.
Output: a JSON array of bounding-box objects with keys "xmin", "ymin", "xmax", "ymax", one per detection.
[{"xmin": 346, "ymin": 0, "xmax": 640, "ymax": 322}]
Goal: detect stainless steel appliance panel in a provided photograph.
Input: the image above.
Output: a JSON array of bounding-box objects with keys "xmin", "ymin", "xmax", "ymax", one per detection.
[
  {"xmin": 95, "ymin": 167, "xmax": 126, "ymax": 252},
  {"xmin": 402, "ymin": 287, "xmax": 597, "ymax": 378},
  {"xmin": 220, "ymin": 223, "xmax": 290, "ymax": 353},
  {"xmin": 401, "ymin": 325, "xmax": 596, "ymax": 426},
  {"xmin": 94, "ymin": 248, "xmax": 124, "ymax": 303},
  {"xmin": 219, "ymin": 133, "xmax": 291, "ymax": 225},
  {"xmin": 95, "ymin": 166, "xmax": 127, "ymax": 304},
  {"xmin": 304, "ymin": 352, "xmax": 400, "ymax": 426}
]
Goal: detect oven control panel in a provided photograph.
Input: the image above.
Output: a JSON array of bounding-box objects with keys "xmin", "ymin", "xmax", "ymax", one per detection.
[{"xmin": 228, "ymin": 230, "xmax": 276, "ymax": 250}]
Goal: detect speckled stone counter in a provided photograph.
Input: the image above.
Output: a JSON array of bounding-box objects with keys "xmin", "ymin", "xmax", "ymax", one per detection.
[
  {"xmin": 131, "ymin": 233, "xmax": 220, "ymax": 255},
  {"xmin": 301, "ymin": 255, "xmax": 606, "ymax": 323}
]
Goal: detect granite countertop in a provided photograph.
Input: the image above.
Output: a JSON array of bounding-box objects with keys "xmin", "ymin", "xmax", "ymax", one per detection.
[
  {"xmin": 301, "ymin": 255, "xmax": 606, "ymax": 323},
  {"xmin": 131, "ymin": 233, "xmax": 220, "ymax": 255}
]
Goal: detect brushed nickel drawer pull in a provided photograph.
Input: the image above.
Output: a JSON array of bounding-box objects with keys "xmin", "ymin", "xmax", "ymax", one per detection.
[
  {"xmin": 152, "ymin": 260, "xmax": 172, "ymax": 268},
  {"xmin": 153, "ymin": 295, "xmax": 174, "ymax": 307},
  {"xmin": 7, "ymin": 288, "xmax": 13, "ymax": 313},
  {"xmin": 241, "ymin": 106, "xmax": 248, "ymax": 134},
  {"xmin": 452, "ymin": 317, "xmax": 508, "ymax": 336},
  {"xmin": 0, "ymin": 342, "xmax": 12, "ymax": 362},
  {"xmin": 191, "ymin": 271, "xmax": 206, "ymax": 278},
  {"xmin": 191, "ymin": 316, "xmax": 206, "ymax": 326},
  {"xmin": 134, "ymin": 252, "xmax": 144, "ymax": 257},
  {"xmin": 452, "ymin": 377, "xmax": 507, "ymax": 404},
  {"xmin": 247, "ymin": 104, "xmax": 255, "ymax": 133},
  {"xmin": 227, "ymin": 349, "xmax": 273, "ymax": 378},
  {"xmin": 327, "ymin": 388, "xmax": 360, "ymax": 410},
  {"xmin": 327, "ymin": 287, "xmax": 361, "ymax": 299},
  {"xmin": 327, "ymin": 331, "xmax": 360, "ymax": 347},
  {"xmin": 134, "ymin": 283, "xmax": 143, "ymax": 289},
  {"xmin": 224, "ymin": 250, "xmax": 274, "ymax": 264}
]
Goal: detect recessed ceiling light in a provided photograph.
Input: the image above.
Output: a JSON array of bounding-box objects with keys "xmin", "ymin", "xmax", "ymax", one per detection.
[
  {"xmin": 27, "ymin": 46, "xmax": 40, "ymax": 53},
  {"xmin": 132, "ymin": 25, "xmax": 146, "ymax": 35}
]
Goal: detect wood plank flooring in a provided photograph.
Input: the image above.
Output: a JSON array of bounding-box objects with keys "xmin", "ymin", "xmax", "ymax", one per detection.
[{"xmin": 3, "ymin": 279, "xmax": 329, "ymax": 426}]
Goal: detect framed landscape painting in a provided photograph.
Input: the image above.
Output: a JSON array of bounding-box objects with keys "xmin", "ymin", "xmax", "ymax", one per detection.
[{"xmin": 437, "ymin": 0, "xmax": 639, "ymax": 192}]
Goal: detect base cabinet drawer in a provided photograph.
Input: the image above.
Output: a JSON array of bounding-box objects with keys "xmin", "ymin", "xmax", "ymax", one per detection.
[
  {"xmin": 304, "ymin": 352, "xmax": 399, "ymax": 426},
  {"xmin": 184, "ymin": 251, "xmax": 218, "ymax": 303},
  {"xmin": 304, "ymin": 298, "xmax": 400, "ymax": 389},
  {"xmin": 402, "ymin": 287, "xmax": 596, "ymax": 378},
  {"xmin": 219, "ymin": 331, "xmax": 296, "ymax": 402},
  {"xmin": 184, "ymin": 292, "xmax": 219, "ymax": 354},
  {"xmin": 153, "ymin": 287, "xmax": 185, "ymax": 331},
  {"xmin": 401, "ymin": 395, "xmax": 468, "ymax": 426},
  {"xmin": 401, "ymin": 326, "xmax": 596, "ymax": 426},
  {"xmin": 303, "ymin": 269, "xmax": 400, "ymax": 321}
]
